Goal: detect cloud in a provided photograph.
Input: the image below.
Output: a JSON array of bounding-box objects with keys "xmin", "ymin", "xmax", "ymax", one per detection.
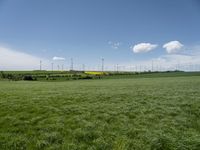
[
  {"xmin": 52, "ymin": 56, "xmax": 65, "ymax": 61},
  {"xmin": 154, "ymin": 53, "xmax": 200, "ymax": 71},
  {"xmin": 108, "ymin": 41, "xmax": 121, "ymax": 49},
  {"xmin": 133, "ymin": 43, "xmax": 158, "ymax": 53},
  {"xmin": 108, "ymin": 52, "xmax": 200, "ymax": 72},
  {"xmin": 108, "ymin": 43, "xmax": 200, "ymax": 71},
  {"xmin": 163, "ymin": 41, "xmax": 184, "ymax": 54},
  {"xmin": 0, "ymin": 46, "xmax": 49, "ymax": 70}
]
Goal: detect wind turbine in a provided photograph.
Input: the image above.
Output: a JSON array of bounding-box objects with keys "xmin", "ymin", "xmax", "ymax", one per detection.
[{"xmin": 101, "ymin": 58, "xmax": 104, "ymax": 72}]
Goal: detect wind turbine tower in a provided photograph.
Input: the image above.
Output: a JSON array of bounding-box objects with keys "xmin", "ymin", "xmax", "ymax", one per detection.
[
  {"xmin": 70, "ymin": 58, "xmax": 73, "ymax": 71},
  {"xmin": 51, "ymin": 63, "xmax": 54, "ymax": 71},
  {"xmin": 101, "ymin": 58, "xmax": 104, "ymax": 72},
  {"xmin": 40, "ymin": 60, "xmax": 42, "ymax": 71}
]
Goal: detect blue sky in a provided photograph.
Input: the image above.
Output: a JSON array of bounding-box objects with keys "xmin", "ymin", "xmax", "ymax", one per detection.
[{"xmin": 0, "ymin": 0, "xmax": 200, "ymax": 70}]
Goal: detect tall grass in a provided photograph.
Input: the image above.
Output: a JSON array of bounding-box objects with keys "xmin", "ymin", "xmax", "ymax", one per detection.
[{"xmin": 0, "ymin": 76, "xmax": 200, "ymax": 149}]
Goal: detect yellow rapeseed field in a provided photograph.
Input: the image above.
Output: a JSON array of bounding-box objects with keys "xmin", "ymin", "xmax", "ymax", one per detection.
[{"xmin": 84, "ymin": 71, "xmax": 105, "ymax": 75}]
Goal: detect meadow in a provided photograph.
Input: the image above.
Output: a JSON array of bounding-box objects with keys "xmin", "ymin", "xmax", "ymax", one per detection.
[{"xmin": 0, "ymin": 74, "xmax": 200, "ymax": 149}]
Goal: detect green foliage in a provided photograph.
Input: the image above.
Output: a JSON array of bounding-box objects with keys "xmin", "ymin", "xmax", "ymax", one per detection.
[
  {"xmin": 0, "ymin": 76, "xmax": 200, "ymax": 149},
  {"xmin": 1, "ymin": 70, "xmax": 200, "ymax": 81},
  {"xmin": 22, "ymin": 75, "xmax": 35, "ymax": 81}
]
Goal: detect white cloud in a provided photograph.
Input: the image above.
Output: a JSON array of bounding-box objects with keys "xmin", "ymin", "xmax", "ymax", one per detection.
[
  {"xmin": 154, "ymin": 53, "xmax": 200, "ymax": 71},
  {"xmin": 163, "ymin": 41, "xmax": 184, "ymax": 54},
  {"xmin": 106, "ymin": 43, "xmax": 200, "ymax": 71},
  {"xmin": 107, "ymin": 53, "xmax": 200, "ymax": 72},
  {"xmin": 0, "ymin": 47, "xmax": 49, "ymax": 70},
  {"xmin": 52, "ymin": 56, "xmax": 65, "ymax": 61},
  {"xmin": 108, "ymin": 41, "xmax": 121, "ymax": 49},
  {"xmin": 133, "ymin": 43, "xmax": 158, "ymax": 53}
]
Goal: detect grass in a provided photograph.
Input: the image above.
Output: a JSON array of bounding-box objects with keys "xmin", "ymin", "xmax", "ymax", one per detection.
[{"xmin": 0, "ymin": 75, "xmax": 200, "ymax": 149}]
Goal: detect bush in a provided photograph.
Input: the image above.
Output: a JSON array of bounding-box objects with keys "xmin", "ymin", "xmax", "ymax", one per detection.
[
  {"xmin": 79, "ymin": 76, "xmax": 93, "ymax": 80},
  {"xmin": 23, "ymin": 75, "xmax": 34, "ymax": 81},
  {"xmin": 0, "ymin": 71, "xmax": 5, "ymax": 78}
]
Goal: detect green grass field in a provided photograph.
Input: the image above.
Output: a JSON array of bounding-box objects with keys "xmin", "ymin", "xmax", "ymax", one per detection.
[{"xmin": 0, "ymin": 75, "xmax": 200, "ymax": 149}]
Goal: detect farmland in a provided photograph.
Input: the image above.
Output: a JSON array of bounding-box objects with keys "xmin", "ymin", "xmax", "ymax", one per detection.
[
  {"xmin": 0, "ymin": 74, "xmax": 200, "ymax": 149},
  {"xmin": 1, "ymin": 70, "xmax": 200, "ymax": 81}
]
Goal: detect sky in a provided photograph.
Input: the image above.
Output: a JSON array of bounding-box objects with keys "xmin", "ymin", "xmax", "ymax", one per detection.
[{"xmin": 0, "ymin": 0, "xmax": 200, "ymax": 71}]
